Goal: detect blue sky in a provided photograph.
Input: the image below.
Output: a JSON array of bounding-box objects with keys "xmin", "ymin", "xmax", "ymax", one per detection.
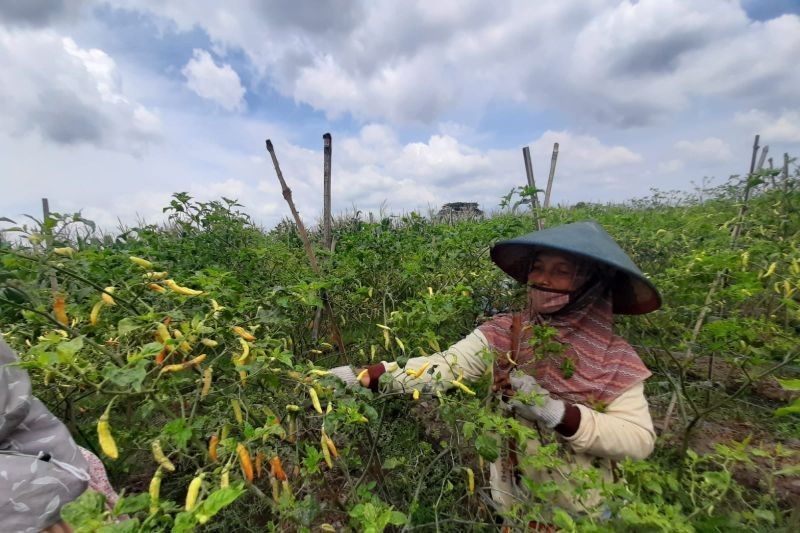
[{"xmin": 1, "ymin": 1, "xmax": 799, "ymax": 231}]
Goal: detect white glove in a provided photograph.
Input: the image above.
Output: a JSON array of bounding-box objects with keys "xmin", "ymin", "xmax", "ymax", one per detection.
[
  {"xmin": 508, "ymin": 373, "xmax": 565, "ymax": 429},
  {"xmin": 329, "ymin": 365, "xmax": 360, "ymax": 388}
]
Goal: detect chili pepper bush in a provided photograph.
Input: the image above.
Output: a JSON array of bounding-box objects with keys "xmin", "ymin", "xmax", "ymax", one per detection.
[{"xmin": 1, "ymin": 172, "xmax": 799, "ymax": 532}]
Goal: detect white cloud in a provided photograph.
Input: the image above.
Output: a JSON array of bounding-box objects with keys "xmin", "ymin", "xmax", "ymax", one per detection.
[
  {"xmin": 674, "ymin": 137, "xmax": 733, "ymax": 162},
  {"xmin": 108, "ymin": 1, "xmax": 800, "ymax": 126},
  {"xmin": 181, "ymin": 49, "xmax": 246, "ymax": 111},
  {"xmin": 0, "ymin": 29, "xmax": 161, "ymax": 153},
  {"xmin": 734, "ymin": 109, "xmax": 800, "ymax": 144},
  {"xmin": 658, "ymin": 159, "xmax": 685, "ymax": 173}
]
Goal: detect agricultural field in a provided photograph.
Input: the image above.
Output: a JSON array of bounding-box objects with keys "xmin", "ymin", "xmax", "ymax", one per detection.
[{"xmin": 1, "ymin": 168, "xmax": 798, "ymax": 532}]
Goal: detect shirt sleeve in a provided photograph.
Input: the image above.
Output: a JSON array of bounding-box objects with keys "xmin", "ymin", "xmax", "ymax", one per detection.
[
  {"xmin": 380, "ymin": 329, "xmax": 491, "ymax": 393},
  {"xmin": 562, "ymin": 382, "xmax": 656, "ymax": 461}
]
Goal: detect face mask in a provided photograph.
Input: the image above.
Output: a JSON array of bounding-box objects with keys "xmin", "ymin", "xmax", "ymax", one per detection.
[{"xmin": 529, "ymin": 286, "xmax": 570, "ymax": 314}]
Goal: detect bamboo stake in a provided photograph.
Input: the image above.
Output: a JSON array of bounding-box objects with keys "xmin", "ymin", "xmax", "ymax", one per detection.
[
  {"xmin": 323, "ymin": 133, "xmax": 332, "ymax": 251},
  {"xmin": 784, "ymin": 153, "xmax": 790, "ymax": 195},
  {"xmin": 544, "ymin": 143, "xmax": 559, "ymax": 208},
  {"xmin": 265, "ymin": 140, "xmax": 346, "ymax": 355},
  {"xmin": 314, "ymin": 133, "xmax": 334, "ymax": 342},
  {"xmin": 730, "ymin": 134, "xmax": 760, "ymax": 243},
  {"xmin": 756, "ymin": 145, "xmax": 769, "ymax": 171},
  {"xmin": 521, "ymin": 147, "xmax": 543, "ymax": 230}
]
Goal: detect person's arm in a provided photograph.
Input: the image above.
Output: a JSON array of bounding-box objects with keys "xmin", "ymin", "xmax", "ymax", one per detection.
[
  {"xmin": 0, "ymin": 338, "xmax": 89, "ymax": 531},
  {"xmin": 561, "ymin": 382, "xmax": 656, "ymax": 461},
  {"xmin": 335, "ymin": 329, "xmax": 491, "ymax": 394}
]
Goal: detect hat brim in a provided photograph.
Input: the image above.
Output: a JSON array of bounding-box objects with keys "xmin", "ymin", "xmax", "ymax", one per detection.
[{"xmin": 490, "ymin": 242, "xmax": 661, "ymax": 315}]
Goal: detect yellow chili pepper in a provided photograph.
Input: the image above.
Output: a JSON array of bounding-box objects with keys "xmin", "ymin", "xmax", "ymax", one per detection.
[
  {"xmin": 413, "ymin": 389, "xmax": 421, "ymax": 401},
  {"xmin": 144, "ymin": 271, "xmax": 169, "ymax": 280},
  {"xmin": 130, "ymin": 256, "xmax": 154, "ymax": 269},
  {"xmin": 286, "ymin": 404, "xmax": 301, "ymax": 412},
  {"xmin": 156, "ymin": 323, "xmax": 171, "ymax": 343},
  {"xmin": 165, "ymin": 279, "xmax": 204, "ymax": 296},
  {"xmin": 201, "ymin": 366, "xmax": 213, "ymax": 398},
  {"xmin": 451, "ymin": 380, "xmax": 476, "ymax": 396},
  {"xmin": 232, "ymin": 325, "xmax": 256, "ymax": 341},
  {"xmin": 235, "ymin": 338, "xmax": 251, "ymax": 365},
  {"xmin": 232, "ymin": 399, "xmax": 243, "ymax": 424},
  {"xmin": 97, "ymin": 403, "xmax": 118, "ymax": 460},
  {"xmin": 101, "ymin": 287, "xmax": 116, "ymax": 306},
  {"xmin": 309, "ymin": 387, "xmax": 323, "ymax": 414},
  {"xmin": 286, "ymin": 416, "xmax": 297, "ymax": 444},
  {"xmin": 53, "ymin": 294, "xmax": 68, "ymax": 327},
  {"xmin": 149, "ymin": 467, "xmax": 162, "ymax": 515},
  {"xmin": 465, "ymin": 467, "xmax": 475, "ymax": 494},
  {"xmin": 395, "ymin": 337, "xmax": 406, "ymax": 353},
  {"xmin": 159, "ymin": 354, "xmax": 206, "ymax": 374},
  {"xmin": 200, "ymin": 338, "xmax": 218, "ymax": 347},
  {"xmin": 54, "ymin": 247, "xmax": 75, "ymax": 257},
  {"xmin": 151, "ymin": 439, "xmax": 175, "ymax": 472},
  {"xmin": 322, "ymin": 428, "xmax": 339, "ymax": 458},
  {"xmin": 383, "ymin": 329, "xmax": 390, "ymax": 350},
  {"xmin": 90, "ymin": 301, "xmax": 104, "ymax": 326},
  {"xmin": 321, "ymin": 433, "xmax": 333, "ymax": 469},
  {"xmin": 220, "ymin": 464, "xmax": 230, "ymax": 488},
  {"xmin": 185, "ymin": 473, "xmax": 204, "ymax": 511},
  {"xmin": 406, "ymin": 361, "xmax": 430, "ymax": 379},
  {"xmin": 309, "ymin": 369, "xmax": 330, "ymax": 376},
  {"xmin": 271, "ymin": 478, "xmax": 280, "ymax": 501},
  {"xmin": 357, "ymin": 368, "xmax": 368, "ymax": 382}
]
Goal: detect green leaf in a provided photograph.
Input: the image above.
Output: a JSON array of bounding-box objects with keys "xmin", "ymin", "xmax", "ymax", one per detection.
[
  {"xmin": 475, "ymin": 434, "xmax": 499, "ymax": 462},
  {"xmin": 552, "ymin": 508, "xmax": 576, "ymax": 531},
  {"xmin": 776, "ymin": 378, "xmax": 800, "ymax": 391},
  {"xmin": 752, "ymin": 509, "xmax": 775, "ymax": 524},
  {"xmin": 774, "ymin": 397, "xmax": 800, "ymax": 417},
  {"xmin": 56, "ymin": 336, "xmax": 84, "ymax": 362},
  {"xmin": 195, "ymin": 484, "xmax": 245, "ymax": 524},
  {"xmin": 117, "ymin": 317, "xmax": 143, "ymax": 336},
  {"xmin": 112, "ymin": 492, "xmax": 150, "ymax": 516},
  {"xmin": 103, "ymin": 360, "xmax": 147, "ymax": 392},
  {"xmin": 61, "ymin": 490, "xmax": 106, "ymax": 531},
  {"xmin": 172, "ymin": 511, "xmax": 197, "ymax": 533},
  {"xmin": 163, "ymin": 418, "xmax": 193, "ymax": 449}
]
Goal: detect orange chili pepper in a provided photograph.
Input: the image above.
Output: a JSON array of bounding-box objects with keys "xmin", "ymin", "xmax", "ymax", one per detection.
[
  {"xmin": 208, "ymin": 434, "xmax": 219, "ymax": 462},
  {"xmin": 236, "ymin": 443, "xmax": 253, "ymax": 482},
  {"xmin": 270, "ymin": 455, "xmax": 287, "ymax": 481}
]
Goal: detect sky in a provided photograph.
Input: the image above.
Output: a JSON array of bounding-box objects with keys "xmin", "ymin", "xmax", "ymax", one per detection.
[{"xmin": 1, "ymin": 0, "xmax": 799, "ymax": 232}]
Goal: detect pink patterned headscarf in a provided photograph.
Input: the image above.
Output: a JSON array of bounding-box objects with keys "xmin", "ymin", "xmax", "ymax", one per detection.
[{"xmin": 478, "ymin": 285, "xmax": 650, "ymax": 406}]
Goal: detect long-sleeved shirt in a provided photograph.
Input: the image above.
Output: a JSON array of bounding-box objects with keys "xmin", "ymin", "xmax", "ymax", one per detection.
[{"xmin": 374, "ymin": 328, "xmax": 655, "ymax": 513}]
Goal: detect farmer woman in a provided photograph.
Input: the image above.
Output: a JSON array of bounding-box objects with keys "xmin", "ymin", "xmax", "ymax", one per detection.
[{"xmin": 332, "ymin": 220, "xmax": 660, "ymax": 519}]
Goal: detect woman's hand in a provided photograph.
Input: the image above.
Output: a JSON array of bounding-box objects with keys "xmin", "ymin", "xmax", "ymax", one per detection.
[{"xmin": 508, "ymin": 373, "xmax": 566, "ymax": 429}]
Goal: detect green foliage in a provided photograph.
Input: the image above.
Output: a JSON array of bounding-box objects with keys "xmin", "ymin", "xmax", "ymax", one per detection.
[{"xmin": 2, "ymin": 172, "xmax": 799, "ymax": 531}]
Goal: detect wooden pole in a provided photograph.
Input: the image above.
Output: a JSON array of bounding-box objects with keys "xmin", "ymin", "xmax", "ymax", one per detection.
[
  {"xmin": 784, "ymin": 153, "xmax": 790, "ymax": 194},
  {"xmin": 521, "ymin": 147, "xmax": 543, "ymax": 230},
  {"xmin": 544, "ymin": 142, "xmax": 559, "ymax": 208},
  {"xmin": 756, "ymin": 145, "xmax": 769, "ymax": 171},
  {"xmin": 265, "ymin": 139, "xmax": 346, "ymax": 355},
  {"xmin": 314, "ymin": 133, "xmax": 334, "ymax": 342},
  {"xmin": 731, "ymin": 134, "xmax": 760, "ymax": 243},
  {"xmin": 323, "ymin": 133, "xmax": 332, "ymax": 251}
]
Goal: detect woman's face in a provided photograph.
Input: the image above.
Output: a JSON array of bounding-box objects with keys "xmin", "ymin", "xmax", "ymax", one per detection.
[{"xmin": 527, "ymin": 251, "xmax": 580, "ymax": 292}]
